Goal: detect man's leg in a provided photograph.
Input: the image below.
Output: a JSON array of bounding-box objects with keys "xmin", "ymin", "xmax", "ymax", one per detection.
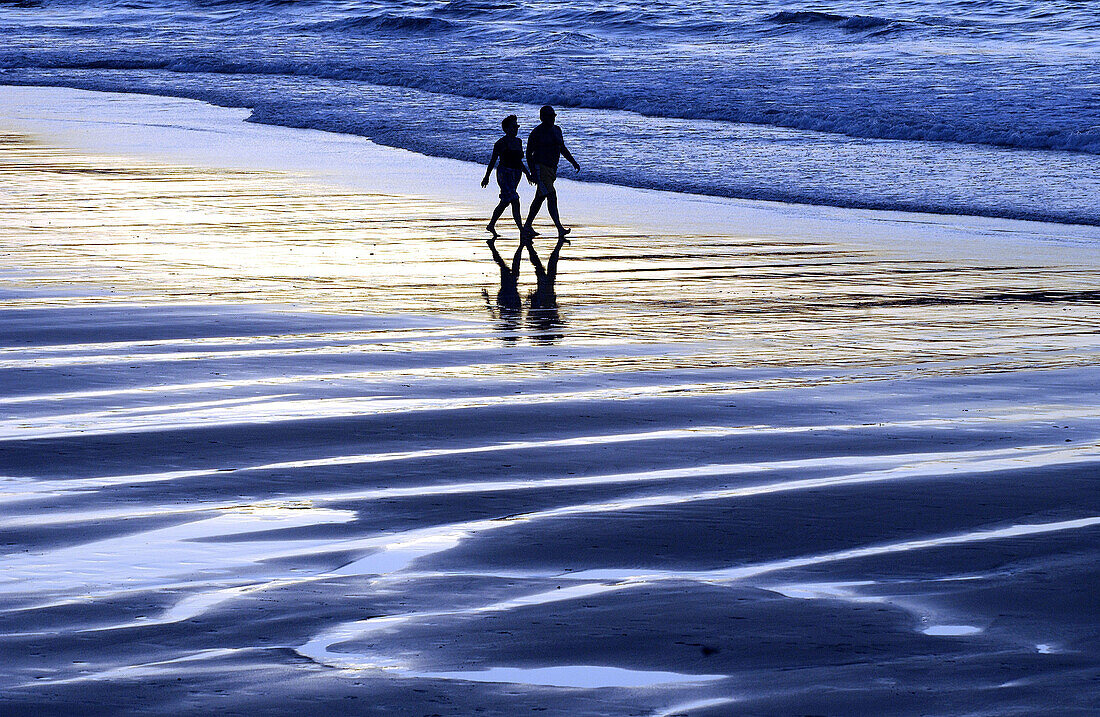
[{"xmin": 546, "ymin": 193, "xmax": 568, "ymax": 236}]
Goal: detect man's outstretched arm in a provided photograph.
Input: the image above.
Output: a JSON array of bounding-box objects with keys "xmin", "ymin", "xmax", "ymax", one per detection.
[{"xmin": 560, "ymin": 134, "xmax": 580, "ymax": 171}]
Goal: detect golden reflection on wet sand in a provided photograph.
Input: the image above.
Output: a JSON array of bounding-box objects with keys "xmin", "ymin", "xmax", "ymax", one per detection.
[{"xmin": 3, "ymin": 131, "xmax": 1099, "ymax": 371}]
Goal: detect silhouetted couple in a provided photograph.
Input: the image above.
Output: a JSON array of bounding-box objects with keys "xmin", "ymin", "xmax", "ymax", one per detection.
[{"xmin": 481, "ymin": 105, "xmax": 580, "ymax": 240}]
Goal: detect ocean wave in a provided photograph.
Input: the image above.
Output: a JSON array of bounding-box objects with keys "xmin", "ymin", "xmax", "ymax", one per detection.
[
  {"xmin": 764, "ymin": 10, "xmax": 900, "ymax": 34},
  {"xmin": 531, "ymin": 7, "xmax": 738, "ymax": 35},
  {"xmin": 0, "ymin": 22, "xmax": 141, "ymax": 35},
  {"xmin": 6, "ymin": 53, "xmax": 1099, "ymax": 157},
  {"xmin": 429, "ymin": 0, "xmax": 516, "ymax": 19},
  {"xmin": 299, "ymin": 13, "xmax": 457, "ymax": 35},
  {"xmin": 186, "ymin": 0, "xmax": 324, "ymax": 6}
]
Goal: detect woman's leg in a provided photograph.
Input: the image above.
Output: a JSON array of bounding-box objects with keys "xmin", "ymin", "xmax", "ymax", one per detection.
[{"xmin": 487, "ymin": 199, "xmax": 509, "ymax": 236}]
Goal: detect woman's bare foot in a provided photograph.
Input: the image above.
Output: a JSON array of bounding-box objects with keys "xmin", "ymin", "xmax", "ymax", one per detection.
[{"xmin": 486, "ymin": 224, "xmax": 500, "ymax": 238}]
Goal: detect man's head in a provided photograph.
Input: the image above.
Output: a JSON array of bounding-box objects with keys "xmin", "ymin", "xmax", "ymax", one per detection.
[
  {"xmin": 502, "ymin": 114, "xmax": 519, "ymax": 136},
  {"xmin": 540, "ymin": 105, "xmax": 556, "ymax": 124}
]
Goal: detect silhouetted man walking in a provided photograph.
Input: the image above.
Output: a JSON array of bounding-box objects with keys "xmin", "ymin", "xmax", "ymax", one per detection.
[{"xmin": 523, "ymin": 105, "xmax": 580, "ymax": 239}]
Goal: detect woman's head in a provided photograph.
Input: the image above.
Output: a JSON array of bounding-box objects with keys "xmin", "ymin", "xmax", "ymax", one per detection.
[{"xmin": 502, "ymin": 114, "xmax": 519, "ymax": 136}]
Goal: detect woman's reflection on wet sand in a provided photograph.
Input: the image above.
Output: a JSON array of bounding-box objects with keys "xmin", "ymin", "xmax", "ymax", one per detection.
[{"xmin": 482, "ymin": 237, "xmax": 525, "ymax": 345}]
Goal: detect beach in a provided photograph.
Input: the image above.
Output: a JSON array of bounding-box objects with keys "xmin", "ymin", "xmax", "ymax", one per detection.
[{"xmin": 2, "ymin": 86, "xmax": 1100, "ymax": 715}]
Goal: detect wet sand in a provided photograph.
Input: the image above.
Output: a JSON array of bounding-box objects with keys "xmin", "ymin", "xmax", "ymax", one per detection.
[{"xmin": 2, "ymin": 87, "xmax": 1100, "ymax": 715}]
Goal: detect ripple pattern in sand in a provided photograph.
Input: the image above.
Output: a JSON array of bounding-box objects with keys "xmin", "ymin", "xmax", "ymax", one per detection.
[{"xmin": 2, "ymin": 132, "xmax": 1100, "ymax": 715}]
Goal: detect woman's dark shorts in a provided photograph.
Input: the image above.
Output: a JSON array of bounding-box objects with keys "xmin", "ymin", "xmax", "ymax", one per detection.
[{"xmin": 497, "ymin": 167, "xmax": 521, "ymax": 202}]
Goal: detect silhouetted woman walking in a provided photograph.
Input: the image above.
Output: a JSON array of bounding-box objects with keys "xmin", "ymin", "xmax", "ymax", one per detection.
[{"xmin": 482, "ymin": 115, "xmax": 533, "ymax": 238}]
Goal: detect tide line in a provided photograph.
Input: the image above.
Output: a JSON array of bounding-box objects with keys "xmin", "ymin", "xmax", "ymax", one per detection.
[{"xmin": 292, "ymin": 515, "xmax": 1100, "ymax": 681}]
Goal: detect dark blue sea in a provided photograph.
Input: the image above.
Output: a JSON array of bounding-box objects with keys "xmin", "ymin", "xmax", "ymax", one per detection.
[{"xmin": 2, "ymin": 0, "xmax": 1099, "ymax": 224}]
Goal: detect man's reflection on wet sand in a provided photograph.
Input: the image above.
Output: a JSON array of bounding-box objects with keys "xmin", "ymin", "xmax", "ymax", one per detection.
[{"xmin": 525, "ymin": 236, "xmax": 567, "ymax": 345}]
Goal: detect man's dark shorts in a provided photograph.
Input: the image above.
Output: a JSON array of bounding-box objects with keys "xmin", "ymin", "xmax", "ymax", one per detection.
[{"xmin": 534, "ymin": 164, "xmax": 557, "ymax": 196}]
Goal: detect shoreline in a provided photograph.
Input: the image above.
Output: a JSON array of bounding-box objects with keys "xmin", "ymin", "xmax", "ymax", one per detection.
[
  {"xmin": 3, "ymin": 84, "xmax": 1099, "ymax": 266},
  {"xmin": 3, "ymin": 76, "xmax": 1099, "ymax": 230}
]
